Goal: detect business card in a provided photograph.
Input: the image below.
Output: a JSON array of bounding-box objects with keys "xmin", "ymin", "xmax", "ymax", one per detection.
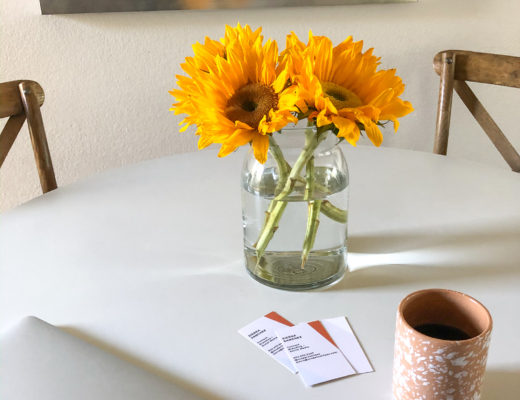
[
  {"xmin": 238, "ymin": 313, "xmax": 373, "ymax": 386},
  {"xmin": 238, "ymin": 312, "xmax": 297, "ymax": 373},
  {"xmin": 320, "ymin": 317, "xmax": 373, "ymax": 374},
  {"xmin": 276, "ymin": 322, "xmax": 356, "ymax": 386}
]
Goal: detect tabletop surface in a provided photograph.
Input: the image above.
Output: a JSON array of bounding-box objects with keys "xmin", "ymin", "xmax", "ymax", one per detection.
[{"xmin": 1, "ymin": 146, "xmax": 520, "ymax": 399}]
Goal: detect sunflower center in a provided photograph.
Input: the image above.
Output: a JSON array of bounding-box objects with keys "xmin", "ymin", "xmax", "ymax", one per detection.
[
  {"xmin": 321, "ymin": 81, "xmax": 363, "ymax": 110},
  {"xmin": 241, "ymin": 100, "xmax": 257, "ymax": 112},
  {"xmin": 225, "ymin": 83, "xmax": 278, "ymax": 128}
]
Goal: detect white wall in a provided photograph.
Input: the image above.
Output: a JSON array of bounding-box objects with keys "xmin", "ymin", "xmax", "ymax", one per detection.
[{"xmin": 1, "ymin": 0, "xmax": 519, "ymax": 211}]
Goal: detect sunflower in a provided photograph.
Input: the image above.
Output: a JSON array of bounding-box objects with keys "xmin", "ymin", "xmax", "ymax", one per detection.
[
  {"xmin": 170, "ymin": 24, "xmax": 299, "ymax": 163},
  {"xmin": 281, "ymin": 32, "xmax": 413, "ymax": 146}
]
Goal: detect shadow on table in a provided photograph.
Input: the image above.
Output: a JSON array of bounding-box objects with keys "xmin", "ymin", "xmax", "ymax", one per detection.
[
  {"xmin": 329, "ymin": 263, "xmax": 520, "ymax": 291},
  {"xmin": 348, "ymin": 221, "xmax": 520, "ymax": 255},
  {"xmin": 481, "ymin": 369, "xmax": 520, "ymax": 399},
  {"xmin": 327, "ymin": 221, "xmax": 520, "ymax": 291},
  {"xmin": 61, "ymin": 327, "xmax": 225, "ymax": 400}
]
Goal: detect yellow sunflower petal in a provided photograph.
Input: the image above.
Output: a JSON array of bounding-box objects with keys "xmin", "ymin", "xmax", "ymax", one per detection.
[
  {"xmin": 356, "ymin": 105, "xmax": 381, "ymax": 122},
  {"xmin": 360, "ymin": 118, "xmax": 383, "ymax": 146},
  {"xmin": 316, "ymin": 110, "xmax": 332, "ymax": 127},
  {"xmin": 218, "ymin": 128, "xmax": 255, "ymax": 157},
  {"xmin": 380, "ymin": 98, "xmax": 414, "ymax": 120},
  {"xmin": 235, "ymin": 120, "xmax": 254, "ymax": 130},
  {"xmin": 369, "ymin": 88, "xmax": 395, "ymax": 108},
  {"xmin": 252, "ymin": 134, "xmax": 270, "ymax": 164},
  {"xmin": 198, "ymin": 136, "xmax": 213, "ymax": 149},
  {"xmin": 331, "ymin": 116, "xmax": 360, "ymax": 146},
  {"xmin": 179, "ymin": 120, "xmax": 190, "ymax": 132},
  {"xmin": 379, "ymin": 99, "xmax": 414, "ymax": 132},
  {"xmin": 217, "ymin": 144, "xmax": 236, "ymax": 158},
  {"xmin": 272, "ymin": 68, "xmax": 289, "ymax": 93}
]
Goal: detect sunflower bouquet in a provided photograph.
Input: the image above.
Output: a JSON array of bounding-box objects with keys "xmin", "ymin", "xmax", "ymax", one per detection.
[{"xmin": 170, "ymin": 24, "xmax": 412, "ymax": 286}]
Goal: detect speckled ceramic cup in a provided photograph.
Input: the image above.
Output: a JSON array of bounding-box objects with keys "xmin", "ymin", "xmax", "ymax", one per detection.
[{"xmin": 392, "ymin": 289, "xmax": 492, "ymax": 400}]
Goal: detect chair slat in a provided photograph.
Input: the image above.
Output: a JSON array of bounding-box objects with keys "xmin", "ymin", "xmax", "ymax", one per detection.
[
  {"xmin": 434, "ymin": 50, "xmax": 520, "ymax": 88},
  {"xmin": 19, "ymin": 82, "xmax": 57, "ymax": 193},
  {"xmin": 0, "ymin": 114, "xmax": 26, "ymax": 167},
  {"xmin": 454, "ymin": 80, "xmax": 520, "ymax": 172},
  {"xmin": 0, "ymin": 80, "xmax": 45, "ymax": 118},
  {"xmin": 434, "ymin": 52, "xmax": 456, "ymax": 155}
]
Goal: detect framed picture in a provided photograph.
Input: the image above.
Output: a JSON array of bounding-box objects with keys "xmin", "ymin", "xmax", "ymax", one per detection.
[{"xmin": 39, "ymin": 0, "xmax": 415, "ymax": 15}]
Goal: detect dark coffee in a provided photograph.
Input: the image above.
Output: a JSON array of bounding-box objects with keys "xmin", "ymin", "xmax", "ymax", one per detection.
[{"xmin": 413, "ymin": 323, "xmax": 471, "ymax": 340}]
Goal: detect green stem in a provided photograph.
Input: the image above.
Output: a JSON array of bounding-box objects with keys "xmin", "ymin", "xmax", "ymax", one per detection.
[
  {"xmin": 304, "ymin": 155, "xmax": 315, "ymax": 201},
  {"xmin": 257, "ymin": 139, "xmax": 284, "ymax": 244},
  {"xmin": 268, "ymin": 136, "xmax": 290, "ymax": 195},
  {"xmin": 321, "ymin": 200, "xmax": 348, "ymax": 224},
  {"xmin": 294, "ymin": 176, "xmax": 348, "ymax": 224},
  {"xmin": 254, "ymin": 200, "xmax": 288, "ymax": 264},
  {"xmin": 301, "ymin": 200, "xmax": 322, "ymax": 268},
  {"xmin": 254, "ymin": 136, "xmax": 291, "ymax": 265},
  {"xmin": 274, "ymin": 129, "xmax": 326, "ymax": 201},
  {"xmin": 301, "ymin": 152, "xmax": 318, "ymax": 268}
]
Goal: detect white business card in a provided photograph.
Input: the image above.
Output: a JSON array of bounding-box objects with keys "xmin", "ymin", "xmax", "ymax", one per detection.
[
  {"xmin": 276, "ymin": 322, "xmax": 356, "ymax": 386},
  {"xmin": 238, "ymin": 312, "xmax": 297, "ymax": 373},
  {"xmin": 321, "ymin": 317, "xmax": 374, "ymax": 374}
]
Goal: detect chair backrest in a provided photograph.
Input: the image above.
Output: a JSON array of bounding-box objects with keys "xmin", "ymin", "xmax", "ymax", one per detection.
[
  {"xmin": 0, "ymin": 80, "xmax": 57, "ymax": 193},
  {"xmin": 433, "ymin": 50, "xmax": 520, "ymax": 172}
]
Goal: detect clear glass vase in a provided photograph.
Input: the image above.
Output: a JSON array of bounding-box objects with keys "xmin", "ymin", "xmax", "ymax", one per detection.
[{"xmin": 241, "ymin": 126, "xmax": 349, "ymax": 290}]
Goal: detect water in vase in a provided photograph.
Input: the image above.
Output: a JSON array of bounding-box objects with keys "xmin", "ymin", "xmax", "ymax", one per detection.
[{"xmin": 242, "ymin": 164, "xmax": 348, "ymax": 290}]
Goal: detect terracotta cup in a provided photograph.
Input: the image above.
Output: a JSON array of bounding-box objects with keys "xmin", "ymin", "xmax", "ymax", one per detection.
[{"xmin": 392, "ymin": 289, "xmax": 492, "ymax": 400}]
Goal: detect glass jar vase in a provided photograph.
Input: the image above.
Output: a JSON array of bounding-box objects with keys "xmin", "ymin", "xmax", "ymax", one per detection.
[{"xmin": 241, "ymin": 126, "xmax": 349, "ymax": 290}]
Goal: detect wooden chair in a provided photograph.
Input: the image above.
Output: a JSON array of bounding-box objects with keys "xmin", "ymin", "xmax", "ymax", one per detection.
[
  {"xmin": 0, "ymin": 80, "xmax": 57, "ymax": 193},
  {"xmin": 433, "ymin": 50, "xmax": 520, "ymax": 172}
]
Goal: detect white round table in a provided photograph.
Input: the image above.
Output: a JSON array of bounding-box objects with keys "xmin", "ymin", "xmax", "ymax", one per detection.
[{"xmin": 1, "ymin": 146, "xmax": 520, "ymax": 399}]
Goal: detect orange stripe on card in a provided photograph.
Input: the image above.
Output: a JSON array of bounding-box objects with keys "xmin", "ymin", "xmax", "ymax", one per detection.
[
  {"xmin": 265, "ymin": 312, "xmax": 294, "ymax": 326},
  {"xmin": 308, "ymin": 320, "xmax": 337, "ymax": 347}
]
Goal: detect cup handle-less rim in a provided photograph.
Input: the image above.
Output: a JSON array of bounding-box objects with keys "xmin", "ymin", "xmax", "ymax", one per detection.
[{"xmin": 397, "ymin": 288, "xmax": 493, "ymax": 344}]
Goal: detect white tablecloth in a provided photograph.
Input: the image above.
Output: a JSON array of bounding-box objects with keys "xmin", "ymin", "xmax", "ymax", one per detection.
[{"xmin": 2, "ymin": 146, "xmax": 520, "ymax": 399}]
